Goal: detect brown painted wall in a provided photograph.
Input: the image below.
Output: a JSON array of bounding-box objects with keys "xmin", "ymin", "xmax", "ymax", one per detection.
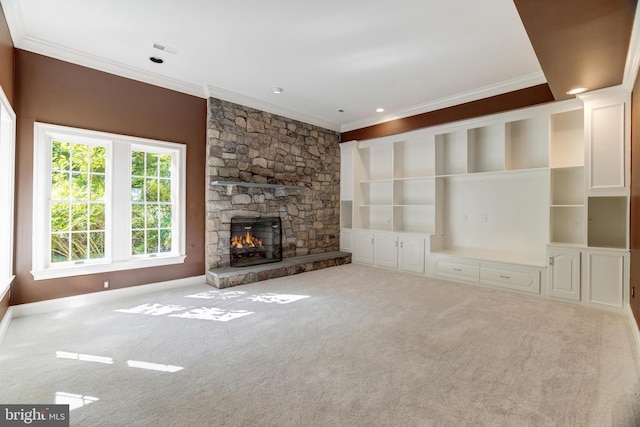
[
  {"xmin": 631, "ymin": 73, "xmax": 640, "ymax": 329},
  {"xmin": 0, "ymin": 3, "xmax": 14, "ymax": 106},
  {"xmin": 341, "ymin": 84, "xmax": 554, "ymax": 141},
  {"xmin": 12, "ymin": 50, "xmax": 207, "ymax": 305}
]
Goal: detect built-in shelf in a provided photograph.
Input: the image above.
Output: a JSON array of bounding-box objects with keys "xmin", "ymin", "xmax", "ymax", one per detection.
[{"xmin": 211, "ymin": 180, "xmax": 305, "ymax": 191}]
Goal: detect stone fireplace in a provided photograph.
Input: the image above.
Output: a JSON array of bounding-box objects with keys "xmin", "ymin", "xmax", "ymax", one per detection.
[
  {"xmin": 230, "ymin": 217, "xmax": 282, "ymax": 267},
  {"xmin": 206, "ymin": 97, "xmax": 343, "ymax": 281}
]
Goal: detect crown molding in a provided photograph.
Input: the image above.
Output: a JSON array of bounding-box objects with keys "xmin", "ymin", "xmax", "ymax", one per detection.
[
  {"xmin": 340, "ymin": 71, "xmax": 547, "ymax": 133},
  {"xmin": 205, "ymin": 85, "xmax": 340, "ymax": 132},
  {"xmin": 17, "ymin": 35, "xmax": 207, "ymax": 98},
  {"xmin": 622, "ymin": 1, "xmax": 640, "ymax": 92}
]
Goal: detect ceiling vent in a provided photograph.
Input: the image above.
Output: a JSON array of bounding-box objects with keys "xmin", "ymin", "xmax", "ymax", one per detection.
[{"xmin": 152, "ymin": 43, "xmax": 178, "ymax": 55}]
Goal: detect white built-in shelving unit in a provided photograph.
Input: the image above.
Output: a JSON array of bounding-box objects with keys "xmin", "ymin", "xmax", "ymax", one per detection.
[{"xmin": 340, "ymin": 86, "xmax": 631, "ymax": 311}]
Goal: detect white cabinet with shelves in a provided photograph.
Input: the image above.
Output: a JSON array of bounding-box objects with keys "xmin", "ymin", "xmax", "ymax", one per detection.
[
  {"xmin": 340, "ymin": 89, "xmax": 630, "ymax": 313},
  {"xmin": 352, "ymin": 132, "xmax": 436, "ymax": 234}
]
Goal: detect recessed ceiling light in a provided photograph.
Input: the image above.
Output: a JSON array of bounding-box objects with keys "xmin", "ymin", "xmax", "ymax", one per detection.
[
  {"xmin": 376, "ymin": 108, "xmax": 384, "ymax": 113},
  {"xmin": 566, "ymin": 87, "xmax": 588, "ymax": 95},
  {"xmin": 149, "ymin": 56, "xmax": 164, "ymax": 64},
  {"xmin": 271, "ymin": 87, "xmax": 284, "ymax": 94}
]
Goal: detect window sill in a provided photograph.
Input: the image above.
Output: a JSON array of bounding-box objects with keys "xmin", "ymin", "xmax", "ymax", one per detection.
[
  {"xmin": 31, "ymin": 255, "xmax": 187, "ymax": 281},
  {"xmin": 1, "ymin": 275, "xmax": 14, "ymax": 299}
]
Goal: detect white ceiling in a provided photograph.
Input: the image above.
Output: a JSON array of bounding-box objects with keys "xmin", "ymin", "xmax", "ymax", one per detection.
[{"xmin": 1, "ymin": 0, "xmax": 545, "ymax": 132}]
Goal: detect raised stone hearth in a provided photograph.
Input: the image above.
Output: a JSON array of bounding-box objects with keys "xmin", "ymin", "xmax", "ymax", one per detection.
[{"xmin": 207, "ymin": 251, "xmax": 352, "ymax": 289}]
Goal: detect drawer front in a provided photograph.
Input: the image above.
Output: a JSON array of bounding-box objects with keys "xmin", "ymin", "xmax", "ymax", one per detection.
[
  {"xmin": 434, "ymin": 259, "xmax": 479, "ymax": 282},
  {"xmin": 480, "ymin": 266, "xmax": 540, "ymax": 294}
]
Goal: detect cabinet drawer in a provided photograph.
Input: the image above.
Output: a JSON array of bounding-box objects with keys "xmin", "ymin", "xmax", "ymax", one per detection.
[
  {"xmin": 480, "ymin": 266, "xmax": 540, "ymax": 294},
  {"xmin": 434, "ymin": 259, "xmax": 479, "ymax": 282}
]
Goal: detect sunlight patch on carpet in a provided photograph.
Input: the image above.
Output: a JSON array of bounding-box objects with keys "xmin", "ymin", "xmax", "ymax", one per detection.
[
  {"xmin": 127, "ymin": 360, "xmax": 183, "ymax": 373},
  {"xmin": 169, "ymin": 307, "xmax": 254, "ymax": 322},
  {"xmin": 246, "ymin": 293, "xmax": 310, "ymax": 304},
  {"xmin": 56, "ymin": 351, "xmax": 114, "ymax": 365},
  {"xmin": 185, "ymin": 290, "xmax": 247, "ymax": 300},
  {"xmin": 55, "ymin": 392, "xmax": 99, "ymax": 411},
  {"xmin": 115, "ymin": 303, "xmax": 187, "ymax": 316}
]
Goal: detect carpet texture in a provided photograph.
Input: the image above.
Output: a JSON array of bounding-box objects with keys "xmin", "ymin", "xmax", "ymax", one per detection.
[{"xmin": 1, "ymin": 264, "xmax": 639, "ymax": 426}]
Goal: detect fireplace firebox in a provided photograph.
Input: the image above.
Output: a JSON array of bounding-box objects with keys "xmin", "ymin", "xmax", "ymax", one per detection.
[{"xmin": 230, "ymin": 217, "xmax": 282, "ymax": 267}]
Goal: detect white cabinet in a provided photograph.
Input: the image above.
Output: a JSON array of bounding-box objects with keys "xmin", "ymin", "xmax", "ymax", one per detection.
[
  {"xmin": 432, "ymin": 255, "xmax": 541, "ymax": 294},
  {"xmin": 548, "ymin": 247, "xmax": 581, "ymax": 301},
  {"xmin": 340, "ymin": 230, "xmax": 352, "ymax": 252},
  {"xmin": 351, "ymin": 231, "xmax": 425, "ymax": 274},
  {"xmin": 352, "ymin": 231, "xmax": 374, "ymax": 265},
  {"xmin": 339, "ymin": 88, "xmax": 630, "ymax": 312},
  {"xmin": 374, "ymin": 233, "xmax": 398, "ymax": 269},
  {"xmin": 581, "ymin": 89, "xmax": 629, "ymax": 195},
  {"xmin": 586, "ymin": 249, "xmax": 627, "ymax": 309}
]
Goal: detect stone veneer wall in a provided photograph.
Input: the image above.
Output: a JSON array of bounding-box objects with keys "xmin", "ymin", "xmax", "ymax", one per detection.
[{"xmin": 206, "ymin": 97, "xmax": 341, "ymax": 271}]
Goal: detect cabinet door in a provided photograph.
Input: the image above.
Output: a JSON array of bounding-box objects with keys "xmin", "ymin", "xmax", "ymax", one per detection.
[
  {"xmin": 353, "ymin": 232, "xmax": 375, "ymax": 265},
  {"xmin": 584, "ymin": 96, "xmax": 627, "ymax": 193},
  {"xmin": 548, "ymin": 247, "xmax": 581, "ymax": 301},
  {"xmin": 586, "ymin": 249, "xmax": 626, "ymax": 308},
  {"xmin": 374, "ymin": 233, "xmax": 398, "ymax": 269},
  {"xmin": 340, "ymin": 230, "xmax": 352, "ymax": 252},
  {"xmin": 399, "ymin": 235, "xmax": 425, "ymax": 273}
]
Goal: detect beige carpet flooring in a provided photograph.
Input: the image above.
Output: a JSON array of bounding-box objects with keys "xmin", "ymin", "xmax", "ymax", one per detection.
[{"xmin": 1, "ymin": 264, "xmax": 639, "ymax": 426}]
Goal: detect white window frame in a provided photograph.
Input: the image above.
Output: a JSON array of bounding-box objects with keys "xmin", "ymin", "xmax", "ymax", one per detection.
[
  {"xmin": 0, "ymin": 87, "xmax": 16, "ymax": 298},
  {"xmin": 32, "ymin": 123, "xmax": 186, "ymax": 280}
]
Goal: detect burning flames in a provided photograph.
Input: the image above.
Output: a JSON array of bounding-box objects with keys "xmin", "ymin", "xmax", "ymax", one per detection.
[{"xmin": 231, "ymin": 230, "xmax": 262, "ymax": 249}]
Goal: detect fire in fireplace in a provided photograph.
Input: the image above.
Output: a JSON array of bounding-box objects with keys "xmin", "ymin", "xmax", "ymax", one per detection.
[{"xmin": 230, "ymin": 217, "xmax": 282, "ymax": 267}]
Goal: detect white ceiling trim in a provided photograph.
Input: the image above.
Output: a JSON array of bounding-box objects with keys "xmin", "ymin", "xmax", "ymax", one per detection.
[
  {"xmin": 622, "ymin": 3, "xmax": 640, "ymax": 92},
  {"xmin": 14, "ymin": 35, "xmax": 206, "ymax": 98},
  {"xmin": 340, "ymin": 71, "xmax": 548, "ymax": 132},
  {"xmin": 205, "ymin": 85, "xmax": 340, "ymax": 132}
]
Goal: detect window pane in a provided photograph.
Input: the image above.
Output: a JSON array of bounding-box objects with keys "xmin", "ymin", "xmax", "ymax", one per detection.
[
  {"xmin": 147, "ymin": 229, "xmax": 159, "ymax": 253},
  {"xmin": 131, "ymin": 177, "xmax": 144, "ymax": 201},
  {"xmin": 159, "ymin": 205, "xmax": 172, "ymax": 228},
  {"xmin": 89, "ymin": 231, "xmax": 105, "ymax": 259},
  {"xmin": 131, "ymin": 151, "xmax": 145, "ymax": 176},
  {"xmin": 51, "ymin": 233, "xmax": 70, "ymax": 263},
  {"xmin": 146, "ymin": 153, "xmax": 158, "ymax": 176},
  {"xmin": 145, "ymin": 178, "xmax": 158, "ymax": 202},
  {"xmin": 71, "ymin": 232, "xmax": 88, "ymax": 260},
  {"xmin": 89, "ymin": 203, "xmax": 105, "ymax": 231},
  {"xmin": 52, "ymin": 141, "xmax": 70, "ymax": 171},
  {"xmin": 131, "ymin": 204, "xmax": 145, "ymax": 229},
  {"xmin": 90, "ymin": 146, "xmax": 106, "ymax": 173},
  {"xmin": 159, "ymin": 154, "xmax": 171, "ymax": 178},
  {"xmin": 90, "ymin": 174, "xmax": 105, "ymax": 201},
  {"xmin": 160, "ymin": 229, "xmax": 171, "ymax": 252},
  {"xmin": 51, "ymin": 203, "xmax": 70, "ymax": 232},
  {"xmin": 71, "ymin": 144, "xmax": 89, "ymax": 172},
  {"xmin": 132, "ymin": 230, "xmax": 145, "ymax": 255},
  {"xmin": 71, "ymin": 172, "xmax": 89, "ymax": 200},
  {"xmin": 146, "ymin": 205, "xmax": 158, "ymax": 228},
  {"xmin": 71, "ymin": 203, "xmax": 88, "ymax": 231},
  {"xmin": 51, "ymin": 172, "xmax": 70, "ymax": 200},
  {"xmin": 159, "ymin": 179, "xmax": 171, "ymax": 202}
]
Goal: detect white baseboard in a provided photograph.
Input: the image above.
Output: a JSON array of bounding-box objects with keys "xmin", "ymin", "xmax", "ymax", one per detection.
[
  {"xmin": 0, "ymin": 306, "xmax": 14, "ymax": 347},
  {"xmin": 627, "ymin": 306, "xmax": 640, "ymax": 362},
  {"xmin": 9, "ymin": 275, "xmax": 206, "ymax": 319}
]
